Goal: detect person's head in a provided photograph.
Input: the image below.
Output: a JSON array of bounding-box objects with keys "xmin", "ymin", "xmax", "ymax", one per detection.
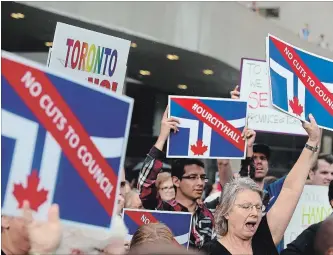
[
  {"xmin": 216, "ymin": 159, "xmax": 232, "ymax": 186},
  {"xmin": 125, "ymin": 190, "xmax": 143, "ymax": 209},
  {"xmin": 1, "ymin": 215, "xmax": 30, "ymax": 255},
  {"xmin": 314, "ymin": 215, "xmax": 333, "ymax": 255},
  {"xmin": 329, "ymin": 180, "xmax": 333, "ymax": 208},
  {"xmin": 253, "ymin": 144, "xmax": 270, "ymax": 182},
  {"xmin": 156, "ymin": 172, "xmax": 175, "ymax": 202},
  {"xmin": 130, "ymin": 223, "xmax": 175, "ymax": 249},
  {"xmin": 171, "ymin": 159, "xmax": 206, "ymax": 200},
  {"xmin": 128, "ymin": 243, "xmax": 204, "ymax": 255},
  {"xmin": 215, "ymin": 178, "xmax": 264, "ymax": 240},
  {"xmin": 309, "ymin": 154, "xmax": 333, "ymax": 186}
]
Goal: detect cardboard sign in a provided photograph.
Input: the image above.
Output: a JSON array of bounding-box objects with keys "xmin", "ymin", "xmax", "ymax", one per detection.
[
  {"xmin": 167, "ymin": 96, "xmax": 247, "ymax": 159},
  {"xmin": 240, "ymin": 58, "xmax": 306, "ymax": 135},
  {"xmin": 284, "ymin": 185, "xmax": 332, "ymax": 248},
  {"xmin": 267, "ymin": 34, "xmax": 333, "ymax": 131},
  {"xmin": 49, "ymin": 22, "xmax": 130, "ymax": 94},
  {"xmin": 123, "ymin": 209, "xmax": 192, "ymax": 248},
  {"xmin": 1, "ymin": 51, "xmax": 133, "ymax": 229}
]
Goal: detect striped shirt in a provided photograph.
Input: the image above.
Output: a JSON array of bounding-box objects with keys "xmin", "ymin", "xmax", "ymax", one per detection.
[{"xmin": 138, "ymin": 146, "xmax": 215, "ymax": 249}]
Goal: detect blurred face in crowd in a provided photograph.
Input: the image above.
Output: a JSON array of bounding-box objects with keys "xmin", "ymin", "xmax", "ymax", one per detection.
[
  {"xmin": 125, "ymin": 191, "xmax": 143, "ymax": 209},
  {"xmin": 1, "ymin": 216, "xmax": 31, "ymax": 255},
  {"xmin": 174, "ymin": 164, "xmax": 206, "ymax": 200},
  {"xmin": 226, "ymin": 189, "xmax": 263, "ymax": 240},
  {"xmin": 253, "ymin": 152, "xmax": 269, "ymax": 181},
  {"xmin": 217, "ymin": 159, "xmax": 232, "ymax": 185},
  {"xmin": 309, "ymin": 159, "xmax": 333, "ymax": 186},
  {"xmin": 159, "ymin": 179, "xmax": 175, "ymax": 202}
]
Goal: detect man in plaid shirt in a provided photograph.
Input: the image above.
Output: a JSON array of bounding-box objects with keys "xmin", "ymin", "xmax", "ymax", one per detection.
[{"xmin": 138, "ymin": 107, "xmax": 214, "ymax": 249}]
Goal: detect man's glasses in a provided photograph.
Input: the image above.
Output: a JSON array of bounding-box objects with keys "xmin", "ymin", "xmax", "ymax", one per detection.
[
  {"xmin": 235, "ymin": 203, "xmax": 266, "ymax": 212},
  {"xmin": 181, "ymin": 174, "xmax": 208, "ymax": 183}
]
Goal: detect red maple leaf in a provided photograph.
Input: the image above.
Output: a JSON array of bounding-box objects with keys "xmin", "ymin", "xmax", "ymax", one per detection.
[
  {"xmin": 13, "ymin": 170, "xmax": 49, "ymax": 211},
  {"xmin": 289, "ymin": 96, "xmax": 303, "ymax": 116},
  {"xmin": 190, "ymin": 140, "xmax": 208, "ymax": 156}
]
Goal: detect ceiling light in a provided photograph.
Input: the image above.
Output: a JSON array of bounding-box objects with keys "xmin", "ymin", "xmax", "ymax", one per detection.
[
  {"xmin": 11, "ymin": 13, "xmax": 25, "ymax": 19},
  {"xmin": 139, "ymin": 70, "xmax": 151, "ymax": 76},
  {"xmin": 131, "ymin": 42, "xmax": 137, "ymax": 48},
  {"xmin": 167, "ymin": 54, "xmax": 179, "ymax": 60},
  {"xmin": 203, "ymin": 69, "xmax": 214, "ymax": 75},
  {"xmin": 45, "ymin": 42, "xmax": 53, "ymax": 47},
  {"xmin": 178, "ymin": 84, "xmax": 187, "ymax": 90}
]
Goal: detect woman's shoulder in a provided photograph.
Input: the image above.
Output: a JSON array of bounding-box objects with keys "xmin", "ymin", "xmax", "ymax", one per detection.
[{"xmin": 200, "ymin": 239, "xmax": 230, "ymax": 255}]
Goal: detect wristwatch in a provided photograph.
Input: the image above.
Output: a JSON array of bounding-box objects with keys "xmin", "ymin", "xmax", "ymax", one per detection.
[{"xmin": 305, "ymin": 143, "xmax": 319, "ymax": 152}]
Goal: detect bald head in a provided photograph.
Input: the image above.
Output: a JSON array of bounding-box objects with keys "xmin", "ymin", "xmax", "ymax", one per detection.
[{"xmin": 315, "ymin": 215, "xmax": 333, "ymax": 255}]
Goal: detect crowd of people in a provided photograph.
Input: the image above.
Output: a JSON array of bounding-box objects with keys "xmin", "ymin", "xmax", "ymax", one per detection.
[{"xmin": 1, "ymin": 86, "xmax": 333, "ymax": 255}]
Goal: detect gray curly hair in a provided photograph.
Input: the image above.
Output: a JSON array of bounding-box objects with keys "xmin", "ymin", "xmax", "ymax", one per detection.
[{"xmin": 214, "ymin": 177, "xmax": 264, "ymax": 237}]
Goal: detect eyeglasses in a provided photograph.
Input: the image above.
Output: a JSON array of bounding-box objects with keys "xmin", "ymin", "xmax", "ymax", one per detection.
[
  {"xmin": 160, "ymin": 186, "xmax": 174, "ymax": 192},
  {"xmin": 181, "ymin": 175, "xmax": 208, "ymax": 182},
  {"xmin": 235, "ymin": 203, "xmax": 266, "ymax": 212}
]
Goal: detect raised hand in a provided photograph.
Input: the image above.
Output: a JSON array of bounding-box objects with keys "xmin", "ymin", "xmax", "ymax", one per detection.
[
  {"xmin": 230, "ymin": 85, "xmax": 240, "ymax": 99},
  {"xmin": 241, "ymin": 128, "xmax": 256, "ymax": 148},
  {"xmin": 155, "ymin": 106, "xmax": 180, "ymax": 150},
  {"xmin": 23, "ymin": 201, "xmax": 62, "ymax": 255},
  {"xmin": 302, "ymin": 114, "xmax": 321, "ymax": 145}
]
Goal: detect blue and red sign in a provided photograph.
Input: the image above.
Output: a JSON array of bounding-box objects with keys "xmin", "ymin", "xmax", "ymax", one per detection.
[
  {"xmin": 167, "ymin": 96, "xmax": 247, "ymax": 159},
  {"xmin": 123, "ymin": 209, "xmax": 192, "ymax": 248},
  {"xmin": 267, "ymin": 34, "xmax": 333, "ymax": 131},
  {"xmin": 1, "ymin": 51, "xmax": 133, "ymax": 229}
]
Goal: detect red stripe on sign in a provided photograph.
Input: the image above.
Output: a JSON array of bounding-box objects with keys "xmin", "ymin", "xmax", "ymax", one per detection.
[
  {"xmin": 172, "ymin": 97, "xmax": 245, "ymax": 151},
  {"xmin": 125, "ymin": 210, "xmax": 158, "ymax": 226},
  {"xmin": 270, "ymin": 36, "xmax": 333, "ymax": 116},
  {"xmin": 2, "ymin": 57, "xmax": 118, "ymax": 217}
]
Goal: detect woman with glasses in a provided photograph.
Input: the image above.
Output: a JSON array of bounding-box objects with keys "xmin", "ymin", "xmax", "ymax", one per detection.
[
  {"xmin": 201, "ymin": 114, "xmax": 321, "ymax": 255},
  {"xmin": 156, "ymin": 172, "xmax": 176, "ymax": 202}
]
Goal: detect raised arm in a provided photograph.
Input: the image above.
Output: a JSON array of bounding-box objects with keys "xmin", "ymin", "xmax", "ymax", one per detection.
[
  {"xmin": 138, "ymin": 106, "xmax": 179, "ymax": 209},
  {"xmin": 267, "ymin": 114, "xmax": 321, "ymax": 245}
]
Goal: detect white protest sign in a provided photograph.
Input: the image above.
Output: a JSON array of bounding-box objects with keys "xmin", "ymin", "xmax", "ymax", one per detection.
[
  {"xmin": 284, "ymin": 185, "xmax": 332, "ymax": 247},
  {"xmin": 49, "ymin": 22, "xmax": 130, "ymax": 94},
  {"xmin": 239, "ymin": 58, "xmax": 306, "ymax": 135}
]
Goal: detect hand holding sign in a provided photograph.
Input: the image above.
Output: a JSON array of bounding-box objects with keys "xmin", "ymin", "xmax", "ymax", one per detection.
[
  {"xmin": 242, "ymin": 128, "xmax": 256, "ymax": 148},
  {"xmin": 302, "ymin": 114, "xmax": 321, "ymax": 144},
  {"xmin": 230, "ymin": 85, "xmax": 240, "ymax": 99},
  {"xmin": 23, "ymin": 201, "xmax": 62, "ymax": 255}
]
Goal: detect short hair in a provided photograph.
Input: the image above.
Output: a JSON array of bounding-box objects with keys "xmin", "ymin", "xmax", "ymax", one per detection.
[
  {"xmin": 314, "ymin": 215, "xmax": 333, "ymax": 255},
  {"xmin": 214, "ymin": 178, "xmax": 264, "ymax": 236},
  {"xmin": 171, "ymin": 159, "xmax": 205, "ymax": 179},
  {"xmin": 312, "ymin": 154, "xmax": 333, "ymax": 172},
  {"xmin": 130, "ymin": 223, "xmax": 175, "ymax": 249},
  {"xmin": 329, "ymin": 180, "xmax": 333, "ymax": 204},
  {"xmin": 125, "ymin": 190, "xmax": 140, "ymax": 208},
  {"xmin": 156, "ymin": 172, "xmax": 172, "ymax": 190}
]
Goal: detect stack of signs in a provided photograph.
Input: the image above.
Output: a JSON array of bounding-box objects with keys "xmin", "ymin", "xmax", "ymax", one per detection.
[
  {"xmin": 48, "ymin": 22, "xmax": 130, "ymax": 94},
  {"xmin": 123, "ymin": 209, "xmax": 192, "ymax": 248},
  {"xmin": 239, "ymin": 58, "xmax": 306, "ymax": 135},
  {"xmin": 167, "ymin": 96, "xmax": 247, "ymax": 159},
  {"xmin": 1, "ymin": 52, "xmax": 133, "ymax": 229},
  {"xmin": 267, "ymin": 34, "xmax": 333, "ymax": 131},
  {"xmin": 284, "ymin": 185, "xmax": 332, "ymax": 248}
]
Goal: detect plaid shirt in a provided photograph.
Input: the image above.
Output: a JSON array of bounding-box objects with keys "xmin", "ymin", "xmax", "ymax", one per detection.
[{"xmin": 138, "ymin": 146, "xmax": 215, "ymax": 249}]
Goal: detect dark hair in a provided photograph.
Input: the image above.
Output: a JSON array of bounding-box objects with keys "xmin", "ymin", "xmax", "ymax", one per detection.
[
  {"xmin": 312, "ymin": 154, "xmax": 333, "ymax": 172},
  {"xmin": 171, "ymin": 159, "xmax": 205, "ymax": 179},
  {"xmin": 253, "ymin": 143, "xmax": 271, "ymax": 160},
  {"xmin": 329, "ymin": 180, "xmax": 333, "ymax": 204}
]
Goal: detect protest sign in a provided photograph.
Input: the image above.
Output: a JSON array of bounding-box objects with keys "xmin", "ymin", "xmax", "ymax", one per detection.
[
  {"xmin": 49, "ymin": 22, "xmax": 130, "ymax": 94},
  {"xmin": 123, "ymin": 209, "xmax": 192, "ymax": 248},
  {"xmin": 267, "ymin": 34, "xmax": 333, "ymax": 131},
  {"xmin": 1, "ymin": 51, "xmax": 133, "ymax": 229},
  {"xmin": 284, "ymin": 185, "xmax": 332, "ymax": 248},
  {"xmin": 240, "ymin": 58, "xmax": 306, "ymax": 135},
  {"xmin": 167, "ymin": 96, "xmax": 247, "ymax": 159}
]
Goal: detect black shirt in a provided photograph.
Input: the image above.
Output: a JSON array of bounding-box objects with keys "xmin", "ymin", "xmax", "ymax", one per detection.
[
  {"xmin": 201, "ymin": 216, "xmax": 278, "ymax": 255},
  {"xmin": 281, "ymin": 222, "xmax": 322, "ymax": 255}
]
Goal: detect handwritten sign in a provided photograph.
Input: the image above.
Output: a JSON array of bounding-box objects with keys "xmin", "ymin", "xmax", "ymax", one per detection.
[
  {"xmin": 49, "ymin": 22, "xmax": 130, "ymax": 94},
  {"xmin": 284, "ymin": 185, "xmax": 332, "ymax": 248},
  {"xmin": 1, "ymin": 51, "xmax": 133, "ymax": 229},
  {"xmin": 239, "ymin": 58, "xmax": 306, "ymax": 135}
]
